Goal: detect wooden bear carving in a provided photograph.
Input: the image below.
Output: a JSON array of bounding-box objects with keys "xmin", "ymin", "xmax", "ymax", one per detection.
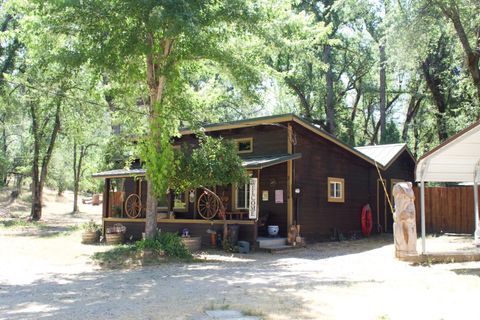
[{"xmin": 392, "ymin": 182, "xmax": 417, "ymax": 257}]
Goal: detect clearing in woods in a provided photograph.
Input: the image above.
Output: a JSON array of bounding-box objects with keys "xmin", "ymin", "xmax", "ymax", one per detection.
[{"xmin": 1, "ymin": 188, "xmax": 479, "ymax": 319}]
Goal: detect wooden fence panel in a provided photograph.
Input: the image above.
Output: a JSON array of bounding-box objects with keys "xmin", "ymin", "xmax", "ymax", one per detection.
[{"xmin": 413, "ymin": 186, "xmax": 477, "ymax": 234}]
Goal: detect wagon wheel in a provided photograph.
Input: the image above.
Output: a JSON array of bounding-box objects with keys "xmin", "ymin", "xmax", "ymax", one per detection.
[
  {"xmin": 125, "ymin": 194, "xmax": 142, "ymax": 218},
  {"xmin": 197, "ymin": 191, "xmax": 221, "ymax": 220}
]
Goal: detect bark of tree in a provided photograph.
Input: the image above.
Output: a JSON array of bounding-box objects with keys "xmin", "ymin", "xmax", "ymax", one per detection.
[
  {"xmin": 73, "ymin": 142, "xmax": 95, "ymax": 213},
  {"xmin": 347, "ymin": 82, "xmax": 362, "ymax": 145},
  {"xmin": 30, "ymin": 101, "xmax": 61, "ymax": 221},
  {"xmin": 369, "ymin": 94, "xmax": 400, "ymax": 145},
  {"xmin": 439, "ymin": 1, "xmax": 480, "ymax": 103},
  {"xmin": 402, "ymin": 93, "xmax": 423, "ymax": 141},
  {"xmin": 144, "ymin": 33, "xmax": 174, "ymax": 239},
  {"xmin": 323, "ymin": 44, "xmax": 336, "ymax": 136},
  {"xmin": 1, "ymin": 117, "xmax": 7, "ymax": 185},
  {"xmin": 422, "ymin": 60, "xmax": 448, "ymax": 141},
  {"xmin": 379, "ymin": 43, "xmax": 387, "ymax": 143}
]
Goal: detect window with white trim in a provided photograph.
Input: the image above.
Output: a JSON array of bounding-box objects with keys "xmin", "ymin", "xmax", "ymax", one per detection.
[
  {"xmin": 235, "ymin": 183, "xmax": 250, "ymax": 209},
  {"xmin": 328, "ymin": 177, "xmax": 345, "ymax": 203}
]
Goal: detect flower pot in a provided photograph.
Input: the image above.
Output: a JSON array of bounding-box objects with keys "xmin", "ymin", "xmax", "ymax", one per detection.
[
  {"xmin": 181, "ymin": 236, "xmax": 201, "ymax": 252},
  {"xmin": 106, "ymin": 232, "xmax": 124, "ymax": 245},
  {"xmin": 82, "ymin": 231, "xmax": 99, "ymax": 244},
  {"xmin": 267, "ymin": 225, "xmax": 279, "ymax": 237}
]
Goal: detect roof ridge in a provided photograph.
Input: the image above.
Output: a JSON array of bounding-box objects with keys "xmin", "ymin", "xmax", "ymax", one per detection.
[{"xmin": 355, "ymin": 143, "xmax": 406, "ymax": 149}]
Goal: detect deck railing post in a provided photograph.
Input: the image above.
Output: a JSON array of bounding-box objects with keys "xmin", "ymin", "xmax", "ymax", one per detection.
[
  {"xmin": 420, "ymin": 180, "xmax": 426, "ymax": 254},
  {"xmin": 474, "ymin": 163, "xmax": 480, "ymax": 246}
]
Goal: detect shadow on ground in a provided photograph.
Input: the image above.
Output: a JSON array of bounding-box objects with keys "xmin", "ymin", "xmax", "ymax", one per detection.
[
  {"xmin": 451, "ymin": 268, "xmax": 480, "ymax": 277},
  {"xmin": 0, "ymin": 256, "xmax": 382, "ymax": 320}
]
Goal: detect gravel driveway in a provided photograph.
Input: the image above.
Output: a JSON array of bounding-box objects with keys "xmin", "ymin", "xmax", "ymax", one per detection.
[{"xmin": 1, "ymin": 230, "xmax": 480, "ymax": 320}]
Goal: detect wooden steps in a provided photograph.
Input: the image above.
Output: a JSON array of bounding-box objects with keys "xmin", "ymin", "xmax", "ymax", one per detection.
[{"xmin": 256, "ymin": 237, "xmax": 304, "ymax": 253}]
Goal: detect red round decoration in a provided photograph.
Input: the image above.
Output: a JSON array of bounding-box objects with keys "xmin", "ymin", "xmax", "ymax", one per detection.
[{"xmin": 361, "ymin": 204, "xmax": 373, "ymax": 237}]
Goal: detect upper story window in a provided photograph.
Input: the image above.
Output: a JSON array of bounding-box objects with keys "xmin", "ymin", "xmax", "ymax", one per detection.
[
  {"xmin": 235, "ymin": 138, "xmax": 253, "ymax": 154},
  {"xmin": 328, "ymin": 177, "xmax": 345, "ymax": 203}
]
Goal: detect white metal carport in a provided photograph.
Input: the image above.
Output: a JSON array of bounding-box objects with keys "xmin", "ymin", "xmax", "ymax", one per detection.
[{"xmin": 415, "ymin": 120, "xmax": 480, "ymax": 253}]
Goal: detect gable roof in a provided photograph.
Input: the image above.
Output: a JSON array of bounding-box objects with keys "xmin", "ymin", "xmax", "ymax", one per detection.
[
  {"xmin": 181, "ymin": 113, "xmax": 383, "ymax": 168},
  {"xmin": 355, "ymin": 143, "xmax": 415, "ymax": 169},
  {"xmin": 415, "ymin": 119, "xmax": 480, "ymax": 182}
]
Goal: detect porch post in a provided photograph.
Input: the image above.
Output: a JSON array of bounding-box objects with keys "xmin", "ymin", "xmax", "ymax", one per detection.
[
  {"xmin": 420, "ymin": 180, "xmax": 426, "ymax": 254},
  {"xmin": 474, "ymin": 163, "xmax": 480, "ymax": 246}
]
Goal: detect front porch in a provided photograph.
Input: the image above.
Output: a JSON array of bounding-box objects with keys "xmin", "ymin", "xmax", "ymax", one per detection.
[{"xmin": 93, "ymin": 153, "xmax": 301, "ymax": 245}]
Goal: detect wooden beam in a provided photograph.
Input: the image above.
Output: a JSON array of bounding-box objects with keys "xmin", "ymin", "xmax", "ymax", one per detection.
[
  {"xmin": 287, "ymin": 124, "xmax": 294, "ymax": 227},
  {"xmin": 102, "ymin": 217, "xmax": 255, "ymax": 225}
]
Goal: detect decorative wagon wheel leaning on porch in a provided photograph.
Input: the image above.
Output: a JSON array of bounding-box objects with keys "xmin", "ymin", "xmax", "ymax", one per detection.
[
  {"xmin": 197, "ymin": 188, "xmax": 223, "ymax": 220},
  {"xmin": 125, "ymin": 194, "xmax": 142, "ymax": 219}
]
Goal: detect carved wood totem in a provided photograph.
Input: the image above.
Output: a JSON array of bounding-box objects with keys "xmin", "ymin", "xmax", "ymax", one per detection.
[{"xmin": 392, "ymin": 182, "xmax": 418, "ymax": 257}]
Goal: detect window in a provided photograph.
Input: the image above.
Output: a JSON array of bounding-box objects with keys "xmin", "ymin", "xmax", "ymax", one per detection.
[
  {"xmin": 328, "ymin": 177, "xmax": 345, "ymax": 203},
  {"xmin": 235, "ymin": 138, "xmax": 253, "ymax": 154},
  {"xmin": 173, "ymin": 191, "xmax": 187, "ymax": 211},
  {"xmin": 235, "ymin": 183, "xmax": 250, "ymax": 209},
  {"xmin": 157, "ymin": 191, "xmax": 188, "ymax": 211}
]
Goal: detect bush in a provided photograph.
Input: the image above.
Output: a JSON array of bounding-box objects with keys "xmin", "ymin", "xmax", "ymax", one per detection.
[
  {"xmin": 157, "ymin": 232, "xmax": 191, "ymax": 259},
  {"xmin": 82, "ymin": 219, "xmax": 101, "ymax": 233},
  {"xmin": 135, "ymin": 238, "xmax": 163, "ymax": 254},
  {"xmin": 92, "ymin": 232, "xmax": 192, "ymax": 268}
]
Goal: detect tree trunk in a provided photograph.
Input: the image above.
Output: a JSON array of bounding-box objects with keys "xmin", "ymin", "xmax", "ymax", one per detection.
[
  {"xmin": 323, "ymin": 44, "xmax": 336, "ymax": 136},
  {"xmin": 30, "ymin": 101, "xmax": 61, "ymax": 221},
  {"xmin": 440, "ymin": 3, "xmax": 480, "ymax": 103},
  {"xmin": 144, "ymin": 35, "xmax": 173, "ymax": 240},
  {"xmin": 31, "ymin": 149, "xmax": 42, "ymax": 220},
  {"xmin": 347, "ymin": 83, "xmax": 362, "ymax": 145},
  {"xmin": 402, "ymin": 94, "xmax": 423, "ymax": 141},
  {"xmin": 73, "ymin": 142, "xmax": 78, "ymax": 213},
  {"xmin": 422, "ymin": 61, "xmax": 448, "ymax": 141},
  {"xmin": 379, "ymin": 43, "xmax": 387, "ymax": 143},
  {"xmin": 145, "ymin": 181, "xmax": 157, "ymax": 237}
]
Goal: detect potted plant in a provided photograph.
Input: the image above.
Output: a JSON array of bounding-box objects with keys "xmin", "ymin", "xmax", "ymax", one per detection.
[
  {"xmin": 105, "ymin": 223, "xmax": 126, "ymax": 245},
  {"xmin": 112, "ymin": 205, "xmax": 122, "ymax": 217},
  {"xmin": 81, "ymin": 220, "xmax": 101, "ymax": 244}
]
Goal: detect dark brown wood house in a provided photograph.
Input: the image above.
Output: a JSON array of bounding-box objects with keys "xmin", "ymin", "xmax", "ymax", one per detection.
[{"xmin": 93, "ymin": 114, "xmax": 415, "ymax": 245}]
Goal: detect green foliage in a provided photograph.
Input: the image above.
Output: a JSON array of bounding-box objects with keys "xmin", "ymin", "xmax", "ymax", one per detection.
[
  {"xmin": 171, "ymin": 134, "xmax": 247, "ymax": 192},
  {"xmin": 93, "ymin": 232, "xmax": 192, "ymax": 268},
  {"xmin": 156, "ymin": 232, "xmax": 191, "ymax": 259},
  {"xmin": 135, "ymin": 238, "xmax": 164, "ymax": 254},
  {"xmin": 0, "ymin": 218, "xmax": 44, "ymax": 229},
  {"xmin": 81, "ymin": 219, "xmax": 101, "ymax": 233}
]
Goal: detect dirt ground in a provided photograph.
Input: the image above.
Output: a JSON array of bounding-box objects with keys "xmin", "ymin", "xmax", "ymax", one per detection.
[{"xmin": 1, "ymin": 188, "xmax": 480, "ymax": 320}]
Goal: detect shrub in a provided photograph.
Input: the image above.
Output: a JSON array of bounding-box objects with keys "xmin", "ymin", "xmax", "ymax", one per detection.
[
  {"xmin": 135, "ymin": 238, "xmax": 163, "ymax": 254},
  {"xmin": 82, "ymin": 219, "xmax": 101, "ymax": 233},
  {"xmin": 157, "ymin": 232, "xmax": 191, "ymax": 259}
]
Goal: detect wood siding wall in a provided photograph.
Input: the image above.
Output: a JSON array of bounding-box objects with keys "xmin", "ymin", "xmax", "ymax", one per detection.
[
  {"xmin": 258, "ymin": 162, "xmax": 288, "ymax": 236},
  {"xmin": 293, "ymin": 123, "xmax": 373, "ymax": 240},
  {"xmin": 176, "ymin": 124, "xmax": 289, "ymax": 157},
  {"xmin": 413, "ymin": 186, "xmax": 478, "ymax": 234},
  {"xmin": 292, "ymin": 123, "xmax": 416, "ymax": 240}
]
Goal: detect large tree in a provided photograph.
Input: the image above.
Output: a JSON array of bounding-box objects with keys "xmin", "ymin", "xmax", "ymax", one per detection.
[{"xmin": 38, "ymin": 0, "xmax": 306, "ymax": 238}]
